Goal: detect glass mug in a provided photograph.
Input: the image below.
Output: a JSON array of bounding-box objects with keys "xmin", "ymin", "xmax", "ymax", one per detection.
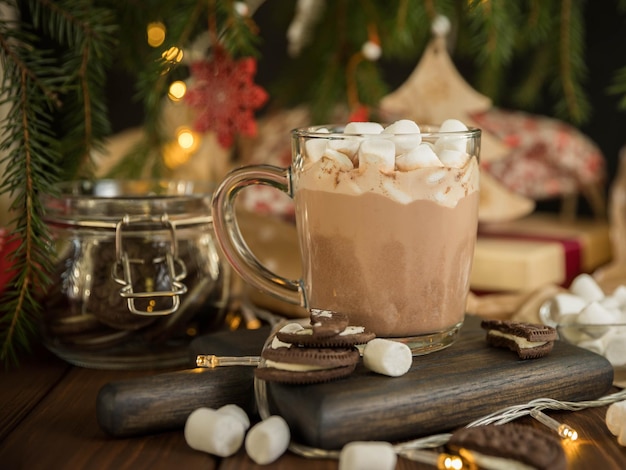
[{"xmin": 212, "ymin": 123, "xmax": 481, "ymax": 354}]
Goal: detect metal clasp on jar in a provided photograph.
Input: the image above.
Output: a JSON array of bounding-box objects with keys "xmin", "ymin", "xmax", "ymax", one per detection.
[{"xmin": 111, "ymin": 214, "xmax": 188, "ymax": 316}]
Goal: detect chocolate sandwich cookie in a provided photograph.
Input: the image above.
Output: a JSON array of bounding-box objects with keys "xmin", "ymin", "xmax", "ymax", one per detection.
[
  {"xmin": 255, "ymin": 343, "xmax": 360, "ymax": 384},
  {"xmin": 309, "ymin": 309, "xmax": 349, "ymax": 338},
  {"xmin": 276, "ymin": 322, "xmax": 375, "ymax": 348},
  {"xmin": 481, "ymin": 320, "xmax": 557, "ymax": 359},
  {"xmin": 447, "ymin": 423, "xmax": 566, "ymax": 470}
]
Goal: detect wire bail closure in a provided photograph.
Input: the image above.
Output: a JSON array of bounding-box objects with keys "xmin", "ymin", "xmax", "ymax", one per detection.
[{"xmin": 111, "ymin": 214, "xmax": 188, "ymax": 316}]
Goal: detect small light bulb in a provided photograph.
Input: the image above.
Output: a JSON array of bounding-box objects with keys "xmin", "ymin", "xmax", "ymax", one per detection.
[
  {"xmin": 147, "ymin": 21, "xmax": 166, "ymax": 47},
  {"xmin": 439, "ymin": 454, "xmax": 464, "ymax": 470},
  {"xmin": 176, "ymin": 128, "xmax": 196, "ymax": 150},
  {"xmin": 162, "ymin": 46, "xmax": 184, "ymax": 63},
  {"xmin": 530, "ymin": 409, "xmax": 579, "ymax": 441},
  {"xmin": 168, "ymin": 81, "xmax": 187, "ymax": 101}
]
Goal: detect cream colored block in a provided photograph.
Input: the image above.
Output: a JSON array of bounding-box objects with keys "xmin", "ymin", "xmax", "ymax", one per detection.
[{"xmin": 471, "ymin": 238, "xmax": 565, "ymax": 292}]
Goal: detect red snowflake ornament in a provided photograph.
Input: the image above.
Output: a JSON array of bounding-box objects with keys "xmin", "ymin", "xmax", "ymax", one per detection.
[{"xmin": 185, "ymin": 48, "xmax": 268, "ymax": 148}]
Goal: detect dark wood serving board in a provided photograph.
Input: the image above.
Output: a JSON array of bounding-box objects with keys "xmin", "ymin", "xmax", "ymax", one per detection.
[{"xmin": 265, "ymin": 315, "xmax": 614, "ymax": 449}]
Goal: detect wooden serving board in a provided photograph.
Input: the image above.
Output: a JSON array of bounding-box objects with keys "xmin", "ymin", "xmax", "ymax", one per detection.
[{"xmin": 265, "ymin": 315, "xmax": 614, "ymax": 450}]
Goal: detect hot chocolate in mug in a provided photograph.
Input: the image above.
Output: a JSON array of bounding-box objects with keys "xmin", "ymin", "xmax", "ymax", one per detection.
[{"xmin": 212, "ymin": 120, "xmax": 481, "ymax": 354}]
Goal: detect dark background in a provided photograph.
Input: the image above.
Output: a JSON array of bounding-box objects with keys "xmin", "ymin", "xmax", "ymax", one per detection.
[{"xmin": 107, "ymin": 3, "xmax": 626, "ymax": 214}]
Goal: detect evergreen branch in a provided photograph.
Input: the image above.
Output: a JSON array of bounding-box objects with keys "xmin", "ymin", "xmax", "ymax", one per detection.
[
  {"xmin": 608, "ymin": 65, "xmax": 626, "ymax": 110},
  {"xmin": 555, "ymin": 0, "xmax": 589, "ymax": 124},
  {"xmin": 0, "ymin": 36, "xmax": 61, "ymax": 366}
]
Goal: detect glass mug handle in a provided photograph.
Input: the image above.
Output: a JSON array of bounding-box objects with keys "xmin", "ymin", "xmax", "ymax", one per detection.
[{"xmin": 211, "ymin": 164, "xmax": 304, "ymax": 306}]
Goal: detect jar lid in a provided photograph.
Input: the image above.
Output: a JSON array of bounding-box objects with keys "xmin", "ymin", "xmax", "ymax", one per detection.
[{"xmin": 42, "ymin": 180, "xmax": 213, "ymax": 229}]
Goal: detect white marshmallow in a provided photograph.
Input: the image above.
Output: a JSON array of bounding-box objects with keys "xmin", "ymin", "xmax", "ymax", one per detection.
[
  {"xmin": 321, "ymin": 149, "xmax": 354, "ymax": 171},
  {"xmin": 305, "ymin": 138, "xmax": 329, "ymax": 163},
  {"xmin": 383, "ymin": 119, "xmax": 420, "ymax": 134},
  {"xmin": 549, "ymin": 293, "xmax": 588, "ymax": 319},
  {"xmin": 363, "ymin": 338, "xmax": 412, "ymax": 377},
  {"xmin": 358, "ymin": 139, "xmax": 395, "ymax": 173},
  {"xmin": 606, "ymin": 401, "xmax": 626, "ymax": 446},
  {"xmin": 558, "ymin": 323, "xmax": 590, "ymax": 345},
  {"xmin": 395, "ymin": 144, "xmax": 443, "ymax": 171},
  {"xmin": 569, "ymin": 273, "xmax": 605, "ymax": 303},
  {"xmin": 576, "ymin": 337, "xmax": 606, "ymax": 355},
  {"xmin": 611, "ymin": 285, "xmax": 626, "ymax": 307},
  {"xmin": 577, "ymin": 301, "xmax": 618, "ymax": 338},
  {"xmin": 328, "ymin": 138, "xmax": 360, "ymax": 161},
  {"xmin": 600, "ymin": 296, "xmax": 621, "ymax": 311},
  {"xmin": 435, "ymin": 119, "xmax": 470, "ymax": 154},
  {"xmin": 577, "ymin": 301, "xmax": 617, "ymax": 324},
  {"xmin": 344, "ymin": 121, "xmax": 384, "ymax": 135},
  {"xmin": 245, "ymin": 415, "xmax": 290, "ymax": 465},
  {"xmin": 427, "ymin": 169, "xmax": 447, "ymax": 184},
  {"xmin": 437, "ymin": 148, "xmax": 468, "ymax": 168},
  {"xmin": 439, "ymin": 118, "xmax": 469, "ymax": 133},
  {"xmin": 216, "ymin": 404, "xmax": 250, "ymax": 431},
  {"xmin": 382, "ymin": 119, "xmax": 422, "ymax": 155},
  {"xmin": 184, "ymin": 407, "xmax": 246, "ymax": 457},
  {"xmin": 604, "ymin": 333, "xmax": 626, "ymax": 367},
  {"xmin": 578, "ymin": 301, "xmax": 619, "ymax": 325},
  {"xmin": 339, "ymin": 441, "xmax": 397, "ymax": 470}
]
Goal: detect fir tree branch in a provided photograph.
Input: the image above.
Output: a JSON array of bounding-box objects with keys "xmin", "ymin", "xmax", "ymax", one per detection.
[
  {"xmin": 0, "ymin": 0, "xmax": 117, "ymax": 366},
  {"xmin": 556, "ymin": 0, "xmax": 589, "ymax": 124},
  {"xmin": 0, "ymin": 24, "xmax": 61, "ymax": 366}
]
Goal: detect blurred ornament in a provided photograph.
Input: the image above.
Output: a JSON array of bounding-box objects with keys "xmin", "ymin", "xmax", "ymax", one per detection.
[
  {"xmin": 472, "ymin": 108, "xmax": 606, "ymax": 216},
  {"xmin": 287, "ymin": 0, "xmax": 326, "ymax": 57},
  {"xmin": 380, "ymin": 17, "xmax": 534, "ymax": 223},
  {"xmin": 185, "ymin": 47, "xmax": 268, "ymax": 148},
  {"xmin": 0, "ymin": 228, "xmax": 19, "ymax": 294}
]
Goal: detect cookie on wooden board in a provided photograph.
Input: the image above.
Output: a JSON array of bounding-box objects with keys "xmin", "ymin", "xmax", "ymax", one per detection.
[
  {"xmin": 254, "ymin": 337, "xmax": 360, "ymax": 384},
  {"xmin": 276, "ymin": 320, "xmax": 375, "ymax": 348},
  {"xmin": 481, "ymin": 319, "xmax": 557, "ymax": 359}
]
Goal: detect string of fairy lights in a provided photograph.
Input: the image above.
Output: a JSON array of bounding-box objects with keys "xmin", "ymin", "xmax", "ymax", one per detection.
[{"xmin": 197, "ymin": 351, "xmax": 626, "ymax": 468}]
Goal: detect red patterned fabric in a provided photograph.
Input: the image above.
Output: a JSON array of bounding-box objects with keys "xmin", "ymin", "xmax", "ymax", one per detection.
[
  {"xmin": 472, "ymin": 108, "xmax": 605, "ymax": 200},
  {"xmin": 185, "ymin": 47, "xmax": 268, "ymax": 148}
]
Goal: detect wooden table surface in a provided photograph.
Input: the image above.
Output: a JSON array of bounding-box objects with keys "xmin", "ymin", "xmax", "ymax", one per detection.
[{"xmin": 2, "ymin": 345, "xmax": 626, "ymax": 470}]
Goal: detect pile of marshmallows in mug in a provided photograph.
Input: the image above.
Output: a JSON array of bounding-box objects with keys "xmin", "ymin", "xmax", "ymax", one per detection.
[{"xmin": 305, "ymin": 118, "xmax": 473, "ymax": 171}]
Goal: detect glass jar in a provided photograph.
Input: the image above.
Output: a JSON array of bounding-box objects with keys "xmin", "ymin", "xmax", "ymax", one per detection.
[{"xmin": 40, "ymin": 180, "xmax": 231, "ymax": 370}]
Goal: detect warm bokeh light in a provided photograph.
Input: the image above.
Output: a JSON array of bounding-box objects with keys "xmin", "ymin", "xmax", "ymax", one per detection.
[
  {"xmin": 162, "ymin": 46, "xmax": 184, "ymax": 63},
  {"xmin": 176, "ymin": 128, "xmax": 199, "ymax": 153},
  {"xmin": 168, "ymin": 80, "xmax": 187, "ymax": 101},
  {"xmin": 162, "ymin": 141, "xmax": 191, "ymax": 169},
  {"xmin": 147, "ymin": 22, "xmax": 166, "ymax": 47}
]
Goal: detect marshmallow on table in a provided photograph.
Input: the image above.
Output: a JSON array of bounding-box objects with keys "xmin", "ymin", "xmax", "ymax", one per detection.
[
  {"xmin": 606, "ymin": 401, "xmax": 626, "ymax": 446},
  {"xmin": 245, "ymin": 415, "xmax": 291, "ymax": 465},
  {"xmin": 569, "ymin": 273, "xmax": 605, "ymax": 303},
  {"xmin": 363, "ymin": 338, "xmax": 412, "ymax": 377},
  {"xmin": 184, "ymin": 406, "xmax": 248, "ymax": 457},
  {"xmin": 358, "ymin": 139, "xmax": 396, "ymax": 173},
  {"xmin": 217, "ymin": 404, "xmax": 251, "ymax": 431},
  {"xmin": 339, "ymin": 441, "xmax": 397, "ymax": 470}
]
